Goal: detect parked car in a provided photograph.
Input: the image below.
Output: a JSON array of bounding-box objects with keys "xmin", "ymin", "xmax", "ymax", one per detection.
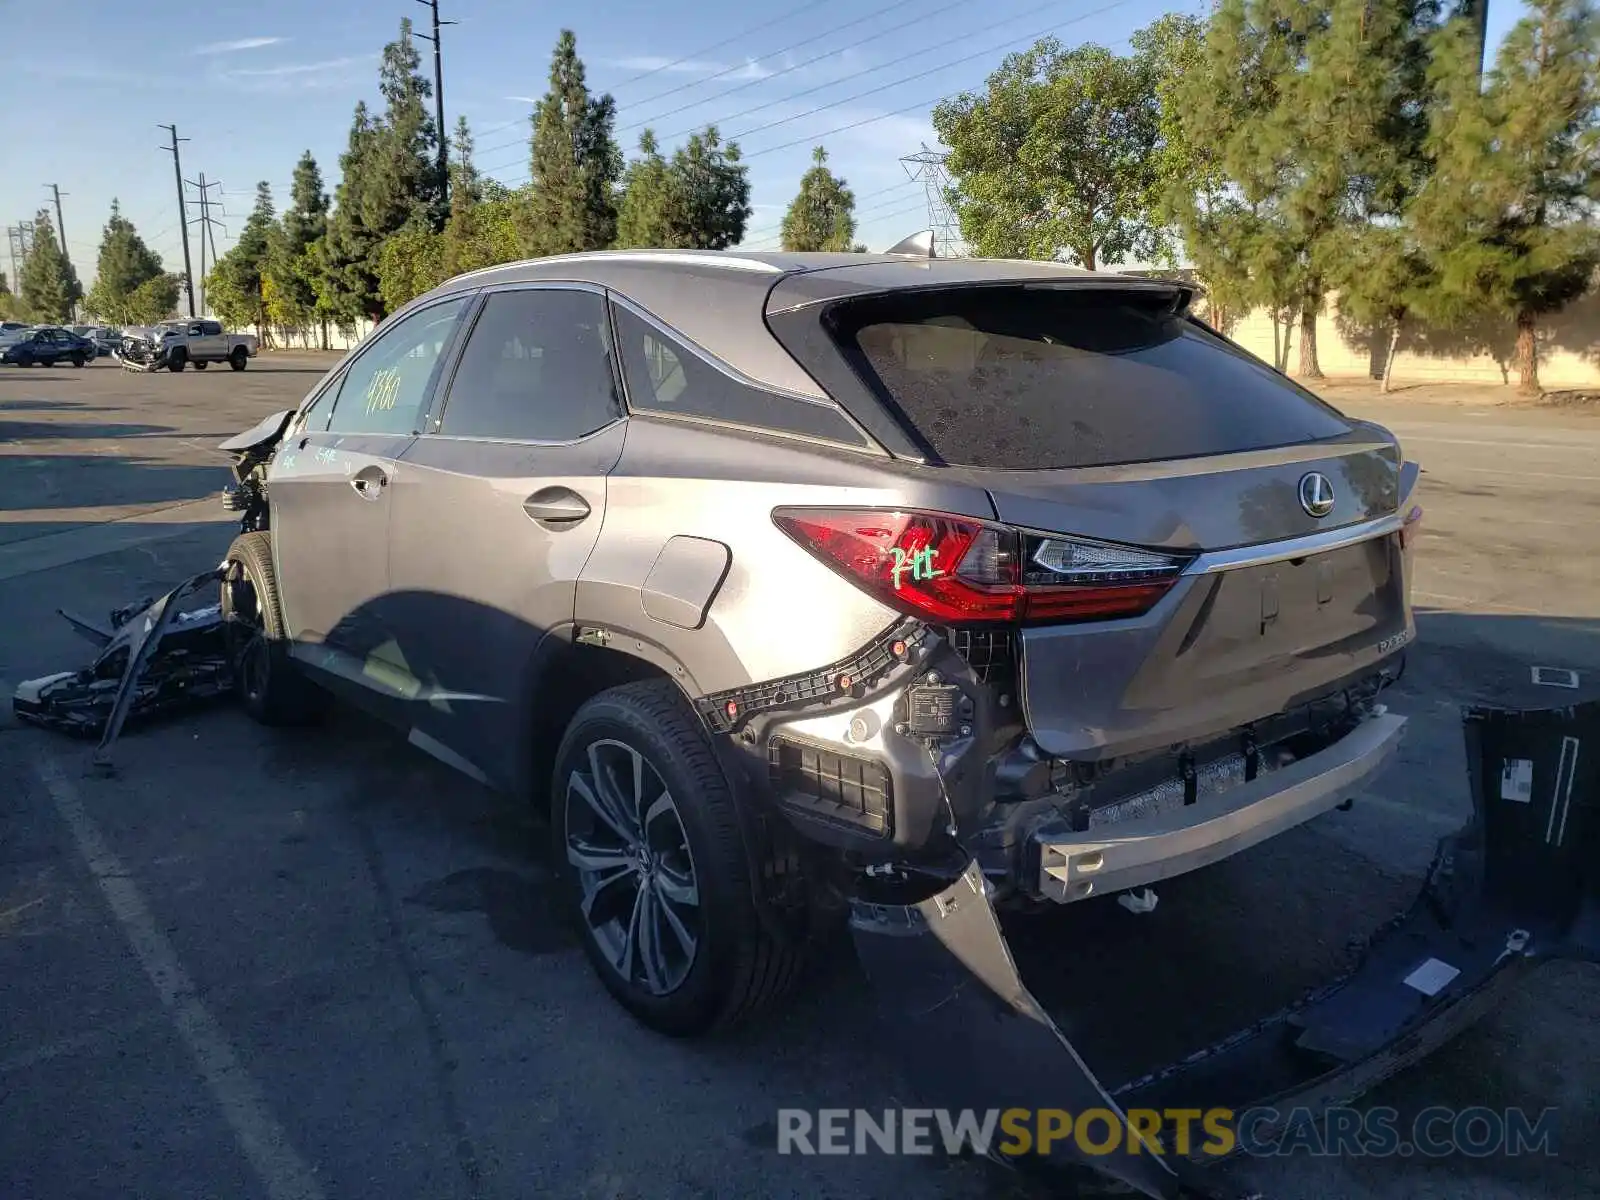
[
  {"xmin": 0, "ymin": 321, "xmax": 31, "ymax": 336},
  {"xmin": 71, "ymin": 324, "xmax": 121, "ymax": 357},
  {"xmin": 1, "ymin": 325, "xmax": 95, "ymax": 367},
  {"xmin": 159, "ymin": 318, "xmax": 259, "ymax": 371},
  {"xmin": 215, "ymin": 248, "xmax": 1420, "ymax": 1037}
]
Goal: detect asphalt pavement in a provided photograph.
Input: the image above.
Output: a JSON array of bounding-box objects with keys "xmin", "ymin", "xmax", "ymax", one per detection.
[{"xmin": 1, "ymin": 355, "xmax": 1596, "ymax": 1200}]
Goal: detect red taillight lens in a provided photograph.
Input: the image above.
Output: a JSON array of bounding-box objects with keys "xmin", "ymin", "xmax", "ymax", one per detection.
[{"xmin": 772, "ymin": 508, "xmax": 1186, "ymax": 626}]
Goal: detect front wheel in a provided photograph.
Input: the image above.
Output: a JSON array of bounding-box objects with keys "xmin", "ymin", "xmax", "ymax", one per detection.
[
  {"xmin": 220, "ymin": 531, "xmax": 326, "ymax": 726},
  {"xmin": 229, "ymin": 346, "xmax": 248, "ymax": 371},
  {"xmin": 167, "ymin": 348, "xmax": 186, "ymax": 372},
  {"xmin": 70, "ymin": 352, "xmax": 85, "ymax": 368},
  {"xmin": 551, "ymin": 680, "xmax": 804, "ymax": 1037}
]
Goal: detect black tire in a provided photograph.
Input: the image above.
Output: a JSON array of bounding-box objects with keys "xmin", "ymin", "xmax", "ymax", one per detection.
[
  {"xmin": 229, "ymin": 346, "xmax": 248, "ymax": 371},
  {"xmin": 70, "ymin": 351, "xmax": 85, "ymax": 368},
  {"xmin": 167, "ymin": 348, "xmax": 186, "ymax": 372},
  {"xmin": 193, "ymin": 360, "xmax": 208, "ymax": 370},
  {"xmin": 551, "ymin": 679, "xmax": 804, "ymax": 1037},
  {"xmin": 220, "ymin": 531, "xmax": 327, "ymax": 726}
]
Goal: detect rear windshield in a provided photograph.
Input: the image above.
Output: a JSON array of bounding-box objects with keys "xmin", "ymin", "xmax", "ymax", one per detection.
[{"xmin": 833, "ymin": 287, "xmax": 1350, "ymax": 470}]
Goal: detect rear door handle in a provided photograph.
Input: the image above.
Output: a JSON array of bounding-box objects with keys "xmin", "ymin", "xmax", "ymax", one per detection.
[
  {"xmin": 523, "ymin": 487, "xmax": 591, "ymax": 526},
  {"xmin": 351, "ymin": 464, "xmax": 389, "ymax": 500}
]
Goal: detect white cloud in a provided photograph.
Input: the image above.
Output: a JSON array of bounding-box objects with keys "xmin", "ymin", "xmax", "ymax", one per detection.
[
  {"xmin": 223, "ymin": 56, "xmax": 365, "ymax": 78},
  {"xmin": 195, "ymin": 37, "xmax": 286, "ymax": 55}
]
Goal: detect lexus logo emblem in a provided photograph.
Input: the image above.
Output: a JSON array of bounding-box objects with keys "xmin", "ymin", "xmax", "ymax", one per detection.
[{"xmin": 1298, "ymin": 472, "xmax": 1336, "ymax": 518}]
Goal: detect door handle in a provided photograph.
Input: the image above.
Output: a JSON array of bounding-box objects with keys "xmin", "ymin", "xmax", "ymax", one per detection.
[
  {"xmin": 351, "ymin": 464, "xmax": 389, "ymax": 500},
  {"xmin": 523, "ymin": 487, "xmax": 591, "ymax": 526}
]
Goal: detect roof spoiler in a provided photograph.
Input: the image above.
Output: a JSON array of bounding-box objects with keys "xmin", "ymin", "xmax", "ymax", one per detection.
[{"xmin": 884, "ymin": 229, "xmax": 936, "ymax": 258}]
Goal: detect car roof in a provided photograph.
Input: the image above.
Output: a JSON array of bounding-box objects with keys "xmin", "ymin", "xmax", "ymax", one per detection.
[{"xmin": 410, "ymin": 248, "xmax": 1149, "ymax": 400}]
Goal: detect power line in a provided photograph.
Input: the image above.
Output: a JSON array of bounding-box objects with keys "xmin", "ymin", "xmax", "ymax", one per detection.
[
  {"xmin": 742, "ymin": 198, "xmax": 932, "ymax": 248},
  {"xmin": 158, "ymin": 124, "xmax": 197, "ymax": 318},
  {"xmin": 620, "ymin": 0, "xmax": 926, "ymax": 127},
  {"xmin": 650, "ymin": 0, "xmax": 1068, "ymax": 146},
  {"xmin": 609, "ymin": 1, "xmax": 833, "ymax": 90},
  {"xmin": 727, "ymin": 3, "xmax": 1097, "ymax": 145},
  {"xmin": 740, "ymin": 179, "xmax": 920, "ymax": 241}
]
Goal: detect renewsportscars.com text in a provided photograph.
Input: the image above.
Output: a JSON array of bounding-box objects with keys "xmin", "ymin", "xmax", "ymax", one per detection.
[{"xmin": 776, "ymin": 1106, "xmax": 1559, "ymax": 1159}]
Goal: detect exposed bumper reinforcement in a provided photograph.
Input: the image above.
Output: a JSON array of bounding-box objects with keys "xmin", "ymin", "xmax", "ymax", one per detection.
[
  {"xmin": 1034, "ymin": 712, "xmax": 1408, "ymax": 902},
  {"xmin": 851, "ymin": 698, "xmax": 1597, "ymax": 1199}
]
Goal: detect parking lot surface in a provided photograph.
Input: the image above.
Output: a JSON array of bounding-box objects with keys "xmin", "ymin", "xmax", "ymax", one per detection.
[{"xmin": 2, "ymin": 355, "xmax": 1597, "ymax": 1200}]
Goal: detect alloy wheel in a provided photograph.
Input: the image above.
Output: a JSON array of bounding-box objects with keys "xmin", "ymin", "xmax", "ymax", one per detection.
[{"xmin": 565, "ymin": 738, "xmax": 701, "ymax": 996}]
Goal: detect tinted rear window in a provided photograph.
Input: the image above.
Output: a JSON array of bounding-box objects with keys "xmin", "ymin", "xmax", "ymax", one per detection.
[{"xmin": 835, "ymin": 287, "xmax": 1350, "ymax": 470}]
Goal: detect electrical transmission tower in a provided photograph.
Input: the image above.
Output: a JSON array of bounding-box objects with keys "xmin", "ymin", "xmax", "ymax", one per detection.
[
  {"xmin": 185, "ymin": 173, "xmax": 227, "ymax": 315},
  {"xmin": 6, "ymin": 222, "xmax": 35, "ymax": 290},
  {"xmin": 900, "ymin": 144, "xmax": 964, "ymax": 258}
]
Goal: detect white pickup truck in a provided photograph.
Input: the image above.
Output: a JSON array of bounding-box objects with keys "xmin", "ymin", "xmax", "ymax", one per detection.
[{"xmin": 119, "ymin": 319, "xmax": 259, "ymax": 372}]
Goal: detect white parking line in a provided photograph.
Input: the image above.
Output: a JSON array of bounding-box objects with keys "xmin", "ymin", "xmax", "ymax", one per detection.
[{"xmin": 37, "ymin": 758, "xmax": 324, "ymax": 1200}]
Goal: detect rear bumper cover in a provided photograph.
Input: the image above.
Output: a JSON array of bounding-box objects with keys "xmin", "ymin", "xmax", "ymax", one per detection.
[
  {"xmin": 850, "ymin": 698, "xmax": 1598, "ymax": 1199},
  {"xmin": 1034, "ymin": 710, "xmax": 1407, "ymax": 902}
]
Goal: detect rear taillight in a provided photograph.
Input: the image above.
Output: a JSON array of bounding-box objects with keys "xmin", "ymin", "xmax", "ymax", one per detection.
[{"xmin": 772, "ymin": 508, "xmax": 1188, "ymax": 626}]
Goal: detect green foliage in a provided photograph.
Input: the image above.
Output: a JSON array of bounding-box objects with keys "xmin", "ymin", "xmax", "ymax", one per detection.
[
  {"xmin": 522, "ymin": 31, "xmax": 623, "ymax": 257},
  {"xmin": 1169, "ymin": 0, "xmax": 1442, "ymax": 372},
  {"xmin": 616, "ymin": 127, "xmax": 753, "ymax": 249},
  {"xmin": 780, "ymin": 147, "xmax": 856, "ymax": 252},
  {"xmin": 377, "ymin": 221, "xmax": 447, "ymax": 312},
  {"xmin": 125, "ymin": 274, "xmax": 182, "ymax": 324},
  {"xmin": 206, "ymin": 183, "xmax": 277, "ymax": 331},
  {"xmin": 1409, "ymin": 1, "xmax": 1599, "ymax": 389},
  {"xmin": 0, "ymin": 270, "xmax": 27, "ymax": 321},
  {"xmin": 934, "ymin": 36, "xmax": 1171, "ymax": 269},
  {"xmin": 19, "ymin": 211, "xmax": 83, "ymax": 322},
  {"xmin": 264, "ymin": 152, "xmax": 331, "ymax": 333},
  {"xmin": 320, "ymin": 103, "xmax": 385, "ymax": 322},
  {"xmin": 84, "ymin": 200, "xmax": 166, "ymax": 323}
]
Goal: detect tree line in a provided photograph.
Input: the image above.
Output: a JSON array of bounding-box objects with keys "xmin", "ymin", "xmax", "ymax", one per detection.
[
  {"xmin": 2, "ymin": 25, "xmax": 864, "ymax": 340},
  {"xmin": 935, "ymin": 0, "xmax": 1598, "ymax": 391}
]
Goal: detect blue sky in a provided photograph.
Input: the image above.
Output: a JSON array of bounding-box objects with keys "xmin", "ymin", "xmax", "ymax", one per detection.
[{"xmin": 2, "ymin": 0, "xmax": 1528, "ymax": 287}]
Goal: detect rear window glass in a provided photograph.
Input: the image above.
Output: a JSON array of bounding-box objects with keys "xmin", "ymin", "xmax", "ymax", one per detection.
[{"xmin": 837, "ymin": 287, "xmax": 1350, "ymax": 470}]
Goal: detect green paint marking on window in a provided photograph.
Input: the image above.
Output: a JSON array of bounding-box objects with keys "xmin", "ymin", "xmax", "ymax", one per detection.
[{"xmin": 891, "ymin": 545, "xmax": 942, "ymax": 590}]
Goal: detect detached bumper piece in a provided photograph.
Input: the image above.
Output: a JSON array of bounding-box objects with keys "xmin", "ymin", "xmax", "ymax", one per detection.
[
  {"xmin": 11, "ymin": 569, "xmax": 232, "ymax": 767},
  {"xmin": 850, "ymin": 699, "xmax": 1597, "ymax": 1199}
]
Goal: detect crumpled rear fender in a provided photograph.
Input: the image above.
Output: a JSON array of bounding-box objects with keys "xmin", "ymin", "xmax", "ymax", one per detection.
[{"xmin": 850, "ymin": 698, "xmax": 1598, "ymax": 1199}]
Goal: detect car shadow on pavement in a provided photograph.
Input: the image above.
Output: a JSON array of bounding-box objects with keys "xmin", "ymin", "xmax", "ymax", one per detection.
[
  {"xmin": 0, "ymin": 454, "xmax": 228, "ymax": 516},
  {"xmin": 0, "ymin": 420, "xmax": 177, "ymax": 442},
  {"xmin": 0, "ymin": 398, "xmax": 118, "ymax": 412}
]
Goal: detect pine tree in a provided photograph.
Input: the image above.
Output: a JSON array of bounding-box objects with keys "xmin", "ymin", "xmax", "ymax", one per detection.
[
  {"xmin": 615, "ymin": 131, "xmax": 677, "ymax": 248},
  {"xmin": 366, "ymin": 18, "xmax": 446, "ymax": 238},
  {"xmin": 1409, "ymin": 2, "xmax": 1599, "ymax": 392},
  {"xmin": 522, "ymin": 30, "xmax": 623, "ymax": 256},
  {"xmin": 207, "ymin": 183, "xmax": 276, "ymax": 336},
  {"xmin": 18, "ymin": 211, "xmax": 82, "ymax": 322},
  {"xmin": 84, "ymin": 200, "xmax": 166, "ymax": 324},
  {"xmin": 780, "ymin": 147, "xmax": 856, "ymax": 252},
  {"xmin": 266, "ymin": 152, "xmax": 331, "ymax": 343},
  {"xmin": 669, "ymin": 127, "xmax": 752, "ymax": 250},
  {"xmin": 321, "ymin": 103, "xmax": 385, "ymax": 323}
]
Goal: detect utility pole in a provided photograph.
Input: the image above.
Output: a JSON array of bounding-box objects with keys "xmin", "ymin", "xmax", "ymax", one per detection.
[
  {"xmin": 159, "ymin": 124, "xmax": 197, "ymax": 317},
  {"xmin": 44, "ymin": 183, "xmax": 75, "ymax": 320},
  {"xmin": 185, "ymin": 173, "xmax": 226, "ymax": 315},
  {"xmin": 414, "ymin": 0, "xmax": 457, "ymax": 202},
  {"xmin": 7, "ymin": 222, "xmax": 35, "ymax": 293}
]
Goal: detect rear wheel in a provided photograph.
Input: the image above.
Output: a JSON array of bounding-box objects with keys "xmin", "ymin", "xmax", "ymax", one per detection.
[
  {"xmin": 229, "ymin": 346, "xmax": 249, "ymax": 371},
  {"xmin": 551, "ymin": 680, "xmax": 804, "ymax": 1036},
  {"xmin": 167, "ymin": 347, "xmax": 187, "ymax": 372},
  {"xmin": 221, "ymin": 531, "xmax": 326, "ymax": 726}
]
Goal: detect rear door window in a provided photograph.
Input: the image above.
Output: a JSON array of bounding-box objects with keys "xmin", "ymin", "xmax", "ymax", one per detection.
[
  {"xmin": 435, "ymin": 288, "xmax": 620, "ymax": 441},
  {"xmin": 835, "ymin": 287, "xmax": 1351, "ymax": 470}
]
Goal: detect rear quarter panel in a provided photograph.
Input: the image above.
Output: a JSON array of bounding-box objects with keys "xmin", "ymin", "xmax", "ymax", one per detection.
[{"xmin": 578, "ymin": 416, "xmax": 999, "ymax": 694}]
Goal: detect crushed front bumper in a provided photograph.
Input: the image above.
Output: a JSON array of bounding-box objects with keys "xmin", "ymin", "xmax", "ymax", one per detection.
[{"xmin": 850, "ymin": 698, "xmax": 1597, "ymax": 1198}]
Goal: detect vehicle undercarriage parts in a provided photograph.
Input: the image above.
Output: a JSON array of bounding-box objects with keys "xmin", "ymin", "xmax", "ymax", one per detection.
[
  {"xmin": 851, "ymin": 697, "xmax": 1596, "ymax": 1199},
  {"xmin": 115, "ymin": 333, "xmax": 170, "ymax": 372},
  {"xmin": 10, "ymin": 569, "xmax": 233, "ymax": 766}
]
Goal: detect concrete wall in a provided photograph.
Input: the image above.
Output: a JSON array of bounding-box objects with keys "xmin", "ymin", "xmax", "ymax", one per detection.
[{"xmin": 1224, "ymin": 289, "xmax": 1600, "ymax": 389}]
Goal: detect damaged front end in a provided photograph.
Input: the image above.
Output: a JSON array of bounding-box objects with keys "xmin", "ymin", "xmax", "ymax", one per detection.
[
  {"xmin": 9, "ymin": 410, "xmax": 294, "ymax": 763},
  {"xmin": 114, "ymin": 326, "xmax": 170, "ymax": 372},
  {"xmin": 845, "ymin": 697, "xmax": 1596, "ymax": 1198}
]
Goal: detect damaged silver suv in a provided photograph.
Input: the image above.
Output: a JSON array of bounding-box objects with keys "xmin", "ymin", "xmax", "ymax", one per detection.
[{"xmin": 215, "ymin": 248, "xmax": 1421, "ymax": 1037}]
